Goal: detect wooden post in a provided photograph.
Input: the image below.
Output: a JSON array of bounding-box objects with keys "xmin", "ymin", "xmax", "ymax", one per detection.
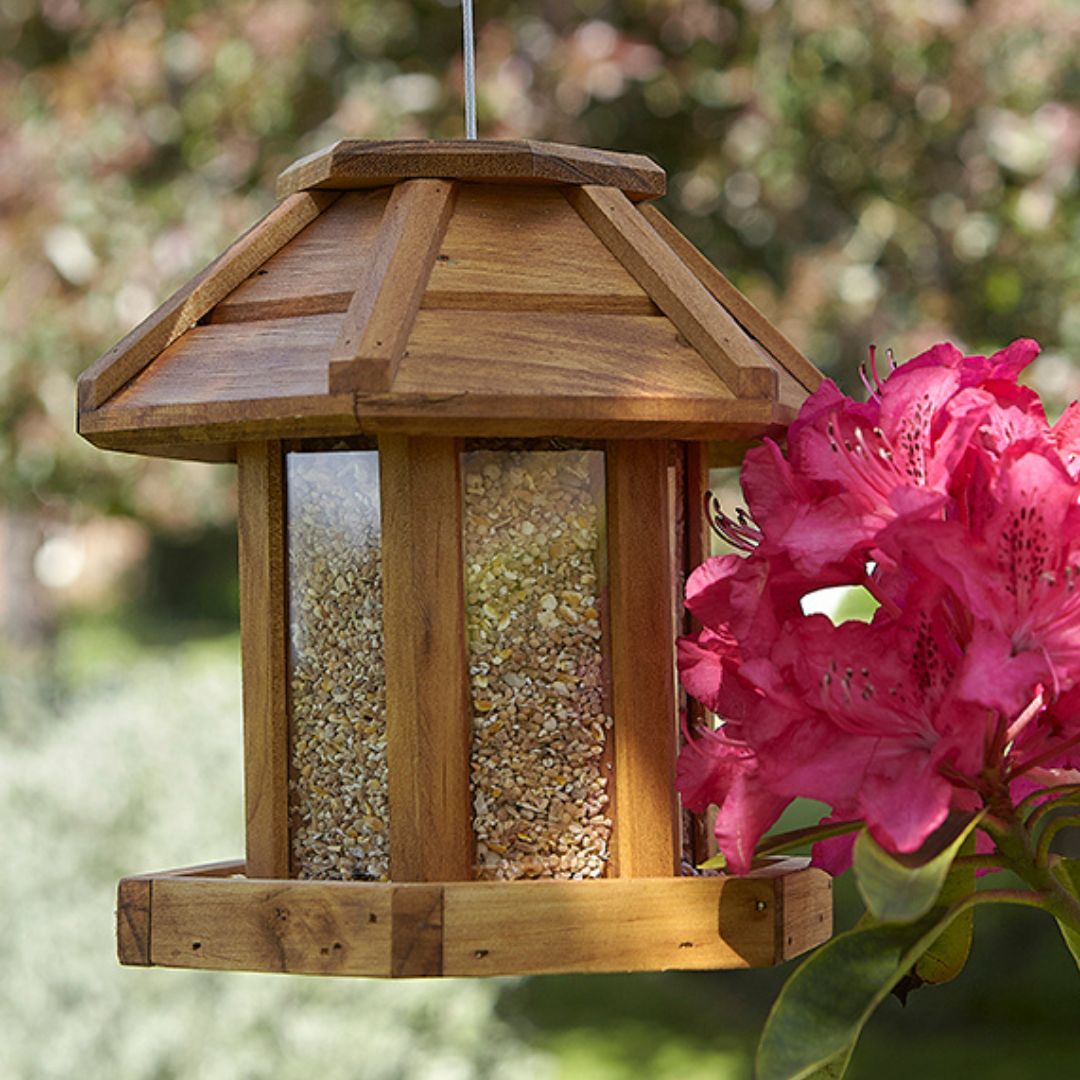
[
  {"xmin": 379, "ymin": 435, "xmax": 473, "ymax": 881},
  {"xmin": 237, "ymin": 441, "xmax": 291, "ymax": 878},
  {"xmin": 606, "ymin": 440, "xmax": 680, "ymax": 877},
  {"xmin": 683, "ymin": 441, "xmax": 718, "ymax": 866}
]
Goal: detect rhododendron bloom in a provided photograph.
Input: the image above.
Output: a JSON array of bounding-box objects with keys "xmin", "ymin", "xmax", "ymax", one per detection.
[{"xmin": 678, "ymin": 339, "xmax": 1080, "ymax": 876}]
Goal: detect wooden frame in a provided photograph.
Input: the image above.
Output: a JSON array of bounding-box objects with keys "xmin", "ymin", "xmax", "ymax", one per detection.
[
  {"xmin": 276, "ymin": 139, "xmax": 666, "ymax": 201},
  {"xmin": 379, "ymin": 435, "xmax": 473, "ymax": 882},
  {"xmin": 118, "ymin": 859, "xmax": 832, "ymax": 977},
  {"xmin": 606, "ymin": 441, "xmax": 680, "ymax": 877},
  {"xmin": 237, "ymin": 442, "xmax": 290, "ymax": 878}
]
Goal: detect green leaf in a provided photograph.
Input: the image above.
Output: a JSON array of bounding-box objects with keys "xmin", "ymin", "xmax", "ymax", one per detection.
[
  {"xmin": 756, "ymin": 910, "xmax": 963, "ymax": 1080},
  {"xmin": 912, "ymin": 834, "xmax": 977, "ymax": 987},
  {"xmin": 853, "ymin": 812, "xmax": 984, "ymax": 924},
  {"xmin": 1050, "ymin": 858, "xmax": 1080, "ymax": 969},
  {"xmin": 805, "ymin": 1044, "xmax": 855, "ymax": 1079},
  {"xmin": 697, "ymin": 852, "xmax": 726, "ymax": 871}
]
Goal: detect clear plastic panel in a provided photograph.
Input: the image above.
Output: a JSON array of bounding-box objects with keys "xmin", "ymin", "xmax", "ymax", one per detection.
[
  {"xmin": 463, "ymin": 448, "xmax": 613, "ymax": 880},
  {"xmin": 286, "ymin": 450, "xmax": 388, "ymax": 880}
]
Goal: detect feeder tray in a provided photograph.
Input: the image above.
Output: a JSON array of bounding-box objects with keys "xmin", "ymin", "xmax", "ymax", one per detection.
[{"xmin": 80, "ymin": 138, "xmax": 832, "ymax": 978}]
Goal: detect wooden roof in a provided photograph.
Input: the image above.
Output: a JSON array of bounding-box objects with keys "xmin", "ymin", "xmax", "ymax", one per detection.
[{"xmin": 77, "ymin": 140, "xmax": 822, "ymax": 462}]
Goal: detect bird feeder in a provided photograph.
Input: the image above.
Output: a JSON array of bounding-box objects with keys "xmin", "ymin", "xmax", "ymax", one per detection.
[{"xmin": 78, "ymin": 140, "xmax": 832, "ymax": 978}]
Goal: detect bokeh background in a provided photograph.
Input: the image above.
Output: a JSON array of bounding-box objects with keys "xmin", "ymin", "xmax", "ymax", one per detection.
[{"xmin": 2, "ymin": 1, "xmax": 1078, "ymax": 1077}]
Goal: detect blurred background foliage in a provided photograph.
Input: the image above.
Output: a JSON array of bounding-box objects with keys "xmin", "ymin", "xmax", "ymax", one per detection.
[{"xmin": 2, "ymin": 1, "xmax": 1079, "ymax": 1077}]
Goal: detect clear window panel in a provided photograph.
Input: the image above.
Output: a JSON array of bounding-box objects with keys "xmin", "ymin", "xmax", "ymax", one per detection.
[
  {"xmin": 286, "ymin": 450, "xmax": 387, "ymax": 881},
  {"xmin": 463, "ymin": 447, "xmax": 613, "ymax": 880}
]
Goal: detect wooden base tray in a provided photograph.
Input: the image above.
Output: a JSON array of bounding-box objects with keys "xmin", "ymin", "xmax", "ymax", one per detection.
[{"xmin": 117, "ymin": 859, "xmax": 832, "ymax": 978}]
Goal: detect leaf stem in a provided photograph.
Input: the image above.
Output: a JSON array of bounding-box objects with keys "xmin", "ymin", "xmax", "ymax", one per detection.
[
  {"xmin": 1026, "ymin": 790, "xmax": 1080, "ymax": 832},
  {"xmin": 1017, "ymin": 782, "xmax": 1080, "ymax": 816},
  {"xmin": 1035, "ymin": 812, "xmax": 1080, "ymax": 867},
  {"xmin": 756, "ymin": 818, "xmax": 865, "ymax": 859},
  {"xmin": 990, "ymin": 806, "xmax": 1080, "ymax": 934}
]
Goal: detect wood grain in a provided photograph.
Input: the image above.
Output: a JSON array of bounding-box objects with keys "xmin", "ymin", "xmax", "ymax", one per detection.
[
  {"xmin": 329, "ymin": 179, "xmax": 457, "ymax": 394},
  {"xmin": 391, "ymin": 886, "xmax": 444, "ymax": 977},
  {"xmin": 166, "ymin": 860, "xmax": 247, "ymax": 878},
  {"xmin": 606, "ymin": 440, "xmax": 680, "ymax": 877},
  {"xmin": 237, "ymin": 442, "xmax": 290, "ymax": 878},
  {"xmin": 117, "ymin": 877, "xmax": 152, "ymax": 966},
  {"xmin": 212, "ymin": 190, "xmax": 389, "ymax": 324},
  {"xmin": 779, "ymin": 866, "xmax": 833, "ymax": 960},
  {"xmin": 566, "ymin": 185, "xmax": 778, "ymax": 400},
  {"xmin": 640, "ymin": 204, "xmax": 823, "ymax": 394},
  {"xmin": 423, "ymin": 184, "xmax": 654, "ymax": 313},
  {"xmin": 399, "ymin": 310, "xmax": 735, "ymax": 400},
  {"xmin": 105, "ymin": 313, "xmax": 345, "ymax": 407},
  {"xmin": 78, "ymin": 191, "xmax": 337, "ymax": 412},
  {"xmin": 379, "ymin": 436, "xmax": 473, "ymax": 882},
  {"xmin": 149, "ymin": 876, "xmax": 394, "ymax": 975},
  {"xmin": 442, "ymin": 876, "xmax": 770, "ymax": 975},
  {"xmin": 78, "ymin": 303, "xmax": 803, "ymax": 450},
  {"xmin": 277, "ymin": 139, "xmax": 665, "ymax": 201},
  {"xmin": 123, "ymin": 861, "xmax": 831, "ymax": 975}
]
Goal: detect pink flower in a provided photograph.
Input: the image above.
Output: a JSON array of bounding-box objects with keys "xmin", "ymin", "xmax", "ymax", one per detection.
[
  {"xmin": 677, "ymin": 723, "xmax": 789, "ymax": 874},
  {"xmin": 885, "ymin": 445, "xmax": 1080, "ymax": 718},
  {"xmin": 676, "ymin": 337, "xmax": 1079, "ymax": 875}
]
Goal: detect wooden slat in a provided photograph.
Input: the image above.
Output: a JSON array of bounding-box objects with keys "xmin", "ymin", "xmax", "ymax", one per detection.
[
  {"xmin": 93, "ymin": 309, "xmax": 732, "ymax": 413},
  {"xmin": 566, "ymin": 186, "xmax": 778, "ymax": 400},
  {"xmin": 779, "ymin": 866, "xmax": 834, "ymax": 961},
  {"xmin": 391, "ymin": 885, "xmax": 444, "ymax": 977},
  {"xmin": 149, "ymin": 877, "xmax": 394, "ymax": 975},
  {"xmin": 165, "ymin": 860, "xmax": 247, "ymax": 878},
  {"xmin": 640, "ymin": 204, "xmax": 823, "ymax": 394},
  {"xmin": 444, "ymin": 875, "xmax": 775, "ymax": 975},
  {"xmin": 105, "ymin": 313, "xmax": 344, "ymax": 408},
  {"xmin": 127, "ymin": 861, "xmax": 830, "ymax": 975},
  {"xmin": 82, "ymin": 394, "xmax": 788, "ymax": 449},
  {"xmin": 117, "ymin": 877, "xmax": 152, "ymax": 966},
  {"xmin": 328, "ymin": 180, "xmax": 457, "ymax": 394},
  {"xmin": 379, "ymin": 436, "xmax": 473, "ymax": 882},
  {"xmin": 607, "ymin": 440, "xmax": 680, "ymax": 877},
  {"xmin": 212, "ymin": 190, "xmax": 390, "ymax": 324},
  {"xmin": 78, "ymin": 191, "xmax": 338, "ymax": 411},
  {"xmin": 237, "ymin": 442, "xmax": 290, "ymax": 878},
  {"xmin": 423, "ymin": 184, "xmax": 654, "ymax": 313},
  {"xmin": 400, "ymin": 310, "xmax": 735, "ymax": 400},
  {"xmin": 277, "ymin": 139, "xmax": 666, "ymax": 202}
]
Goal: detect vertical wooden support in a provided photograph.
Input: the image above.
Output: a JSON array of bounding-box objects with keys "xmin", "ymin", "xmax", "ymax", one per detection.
[
  {"xmin": 379, "ymin": 435, "xmax": 473, "ymax": 882},
  {"xmin": 117, "ymin": 877, "xmax": 153, "ymax": 965},
  {"xmin": 607, "ymin": 440, "xmax": 680, "ymax": 877},
  {"xmin": 684, "ymin": 441, "xmax": 717, "ymax": 866},
  {"xmin": 237, "ymin": 441, "xmax": 290, "ymax": 878}
]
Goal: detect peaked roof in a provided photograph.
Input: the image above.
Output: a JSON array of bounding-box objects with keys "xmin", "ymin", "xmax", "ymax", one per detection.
[{"xmin": 77, "ymin": 139, "xmax": 822, "ymax": 462}]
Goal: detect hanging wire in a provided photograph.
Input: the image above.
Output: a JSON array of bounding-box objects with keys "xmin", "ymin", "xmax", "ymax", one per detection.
[{"xmin": 462, "ymin": 0, "xmax": 478, "ymax": 139}]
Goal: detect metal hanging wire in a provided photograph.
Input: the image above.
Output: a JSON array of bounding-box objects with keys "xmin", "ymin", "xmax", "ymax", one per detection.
[{"xmin": 462, "ymin": 0, "xmax": 477, "ymax": 138}]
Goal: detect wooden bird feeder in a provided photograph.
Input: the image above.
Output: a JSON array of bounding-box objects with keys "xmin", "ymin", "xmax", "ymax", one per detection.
[{"xmin": 78, "ymin": 139, "xmax": 832, "ymax": 978}]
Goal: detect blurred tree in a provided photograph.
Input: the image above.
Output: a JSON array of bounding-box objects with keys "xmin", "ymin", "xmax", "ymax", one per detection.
[{"xmin": 1, "ymin": 0, "xmax": 1078, "ymax": 621}]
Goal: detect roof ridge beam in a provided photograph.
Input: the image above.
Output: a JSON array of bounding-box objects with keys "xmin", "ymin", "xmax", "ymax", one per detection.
[
  {"xmin": 565, "ymin": 185, "xmax": 778, "ymax": 401},
  {"xmin": 77, "ymin": 190, "xmax": 338, "ymax": 413},
  {"xmin": 328, "ymin": 179, "xmax": 457, "ymax": 395},
  {"xmin": 639, "ymin": 204, "xmax": 822, "ymax": 395}
]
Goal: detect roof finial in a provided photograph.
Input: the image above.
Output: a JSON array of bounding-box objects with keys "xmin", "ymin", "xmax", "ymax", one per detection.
[{"xmin": 462, "ymin": 0, "xmax": 477, "ymax": 139}]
